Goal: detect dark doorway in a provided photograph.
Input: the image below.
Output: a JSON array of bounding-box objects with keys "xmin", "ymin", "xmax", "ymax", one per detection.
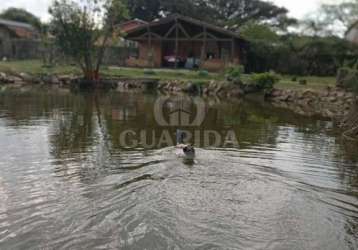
[{"xmin": 0, "ymin": 39, "xmax": 3, "ymax": 58}]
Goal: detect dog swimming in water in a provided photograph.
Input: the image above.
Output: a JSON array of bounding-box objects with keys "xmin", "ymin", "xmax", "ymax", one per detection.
[{"xmin": 176, "ymin": 130, "xmax": 195, "ymax": 160}]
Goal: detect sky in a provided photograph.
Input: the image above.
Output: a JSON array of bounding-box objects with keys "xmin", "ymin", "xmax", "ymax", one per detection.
[
  {"xmin": 272, "ymin": 0, "xmax": 324, "ymax": 19},
  {"xmin": 0, "ymin": 0, "xmax": 336, "ymax": 22}
]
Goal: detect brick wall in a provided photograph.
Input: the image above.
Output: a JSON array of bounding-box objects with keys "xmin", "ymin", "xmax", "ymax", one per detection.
[{"xmin": 138, "ymin": 41, "xmax": 162, "ymax": 67}]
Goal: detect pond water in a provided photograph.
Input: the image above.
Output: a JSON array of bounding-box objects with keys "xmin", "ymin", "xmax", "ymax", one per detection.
[{"xmin": 0, "ymin": 87, "xmax": 357, "ymax": 250}]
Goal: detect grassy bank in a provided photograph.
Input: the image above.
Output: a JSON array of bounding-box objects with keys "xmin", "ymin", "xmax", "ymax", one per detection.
[
  {"xmin": 0, "ymin": 60, "xmax": 336, "ymax": 90},
  {"xmin": 0, "ymin": 60, "xmax": 220, "ymax": 83},
  {"xmin": 0, "ymin": 60, "xmax": 81, "ymax": 75},
  {"xmin": 277, "ymin": 75, "xmax": 336, "ymax": 90}
]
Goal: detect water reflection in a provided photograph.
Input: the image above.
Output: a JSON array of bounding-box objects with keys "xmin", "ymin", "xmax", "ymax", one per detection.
[{"xmin": 0, "ymin": 87, "xmax": 357, "ymax": 249}]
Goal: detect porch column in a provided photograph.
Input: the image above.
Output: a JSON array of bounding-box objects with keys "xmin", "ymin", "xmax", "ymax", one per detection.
[
  {"xmin": 218, "ymin": 41, "xmax": 222, "ymax": 60},
  {"xmin": 231, "ymin": 38, "xmax": 235, "ymax": 64},
  {"xmin": 174, "ymin": 18, "xmax": 179, "ymax": 69},
  {"xmin": 147, "ymin": 25, "xmax": 153, "ymax": 67},
  {"xmin": 200, "ymin": 27, "xmax": 207, "ymax": 67}
]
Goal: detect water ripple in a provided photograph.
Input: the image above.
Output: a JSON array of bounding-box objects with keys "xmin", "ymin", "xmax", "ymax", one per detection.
[{"xmin": 0, "ymin": 91, "xmax": 357, "ymax": 249}]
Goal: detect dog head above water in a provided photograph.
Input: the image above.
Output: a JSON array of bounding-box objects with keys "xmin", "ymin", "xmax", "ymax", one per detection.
[{"xmin": 183, "ymin": 145, "xmax": 195, "ymax": 158}]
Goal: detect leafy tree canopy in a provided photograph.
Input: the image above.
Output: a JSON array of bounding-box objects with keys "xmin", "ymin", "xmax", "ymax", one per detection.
[
  {"xmin": 321, "ymin": 0, "xmax": 358, "ymax": 32},
  {"xmin": 126, "ymin": 0, "xmax": 296, "ymax": 31},
  {"xmin": 301, "ymin": 0, "xmax": 358, "ymax": 37},
  {"xmin": 240, "ymin": 21, "xmax": 280, "ymax": 42}
]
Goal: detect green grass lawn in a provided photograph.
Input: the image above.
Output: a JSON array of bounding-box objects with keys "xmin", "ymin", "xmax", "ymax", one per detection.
[
  {"xmin": 0, "ymin": 60, "xmax": 81, "ymax": 75},
  {"xmin": 102, "ymin": 66, "xmax": 223, "ymax": 83},
  {"xmin": 0, "ymin": 59, "xmax": 337, "ymax": 90},
  {"xmin": 0, "ymin": 60, "xmax": 222, "ymax": 83},
  {"xmin": 277, "ymin": 75, "xmax": 336, "ymax": 91}
]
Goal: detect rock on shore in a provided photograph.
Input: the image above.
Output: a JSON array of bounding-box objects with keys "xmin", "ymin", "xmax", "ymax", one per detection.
[
  {"xmin": 268, "ymin": 87, "xmax": 356, "ymax": 119},
  {"xmin": 0, "ymin": 71, "xmax": 79, "ymax": 86},
  {"xmin": 2, "ymin": 70, "xmax": 357, "ymax": 122}
]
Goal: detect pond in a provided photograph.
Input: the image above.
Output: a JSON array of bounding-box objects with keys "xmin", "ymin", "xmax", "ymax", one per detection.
[{"xmin": 0, "ymin": 86, "xmax": 357, "ymax": 250}]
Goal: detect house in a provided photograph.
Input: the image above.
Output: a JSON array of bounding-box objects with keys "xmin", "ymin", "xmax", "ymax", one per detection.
[
  {"xmin": 0, "ymin": 18, "xmax": 40, "ymax": 59},
  {"xmin": 122, "ymin": 14, "xmax": 247, "ymax": 71},
  {"xmin": 119, "ymin": 19, "xmax": 148, "ymax": 34},
  {"xmin": 116, "ymin": 19, "xmax": 148, "ymax": 49},
  {"xmin": 346, "ymin": 21, "xmax": 358, "ymax": 44}
]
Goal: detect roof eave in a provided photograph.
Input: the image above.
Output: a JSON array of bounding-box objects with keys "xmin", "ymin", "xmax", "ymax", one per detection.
[{"xmin": 124, "ymin": 14, "xmax": 246, "ymax": 41}]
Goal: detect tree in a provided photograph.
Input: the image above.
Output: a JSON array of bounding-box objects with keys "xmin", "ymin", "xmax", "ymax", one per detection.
[
  {"xmin": 240, "ymin": 21, "xmax": 280, "ymax": 42},
  {"xmin": 203, "ymin": 0, "xmax": 292, "ymax": 27},
  {"xmin": 299, "ymin": 19, "xmax": 329, "ymax": 37},
  {"xmin": 159, "ymin": 0, "xmax": 208, "ymax": 19},
  {"xmin": 0, "ymin": 7, "xmax": 42, "ymax": 30},
  {"xmin": 126, "ymin": 0, "xmax": 296, "ymax": 31},
  {"xmin": 126, "ymin": 0, "xmax": 204, "ymax": 21},
  {"xmin": 302, "ymin": 0, "xmax": 358, "ymax": 37},
  {"xmin": 49, "ymin": 0, "xmax": 128, "ymax": 82},
  {"xmin": 321, "ymin": 1, "xmax": 358, "ymax": 34},
  {"xmin": 126, "ymin": 0, "xmax": 161, "ymax": 21}
]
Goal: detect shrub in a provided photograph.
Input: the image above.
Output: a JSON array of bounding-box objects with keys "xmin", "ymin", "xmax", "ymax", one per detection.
[
  {"xmin": 194, "ymin": 80, "xmax": 208, "ymax": 87},
  {"xmin": 198, "ymin": 70, "xmax": 209, "ymax": 77},
  {"xmin": 245, "ymin": 36, "xmax": 358, "ymax": 77},
  {"xmin": 143, "ymin": 69, "xmax": 156, "ymax": 75},
  {"xmin": 299, "ymin": 79, "xmax": 307, "ymax": 85},
  {"xmin": 250, "ymin": 72, "xmax": 280, "ymax": 91},
  {"xmin": 225, "ymin": 65, "xmax": 245, "ymax": 81}
]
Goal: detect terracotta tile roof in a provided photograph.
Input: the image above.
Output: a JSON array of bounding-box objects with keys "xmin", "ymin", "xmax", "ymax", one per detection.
[
  {"xmin": 118, "ymin": 19, "xmax": 148, "ymax": 33},
  {"xmin": 0, "ymin": 18, "xmax": 39, "ymax": 39}
]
